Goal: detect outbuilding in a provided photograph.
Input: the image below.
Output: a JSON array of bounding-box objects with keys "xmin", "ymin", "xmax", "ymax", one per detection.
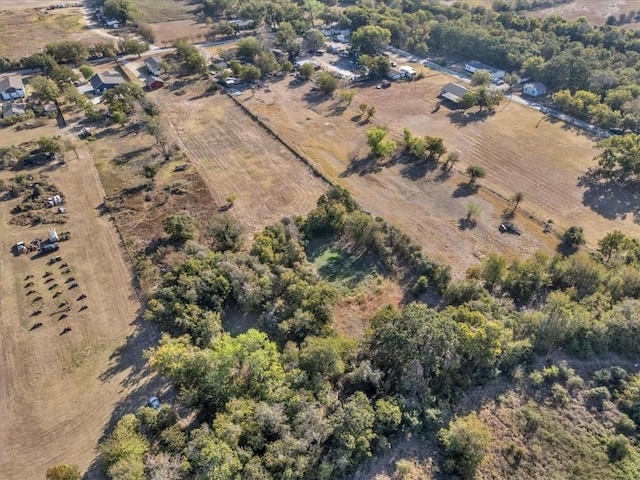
[
  {"xmin": 440, "ymin": 82, "xmax": 470, "ymax": 104},
  {"xmin": 145, "ymin": 76, "xmax": 164, "ymax": 90},
  {"xmin": 464, "ymin": 61, "xmax": 506, "ymax": 82},
  {"xmin": 523, "ymin": 82, "xmax": 547, "ymax": 97},
  {"xmin": 144, "ymin": 57, "xmax": 163, "ymax": 76}
]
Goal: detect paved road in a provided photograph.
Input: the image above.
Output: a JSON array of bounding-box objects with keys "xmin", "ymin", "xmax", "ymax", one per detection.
[{"xmin": 385, "ymin": 46, "xmax": 611, "ymax": 139}]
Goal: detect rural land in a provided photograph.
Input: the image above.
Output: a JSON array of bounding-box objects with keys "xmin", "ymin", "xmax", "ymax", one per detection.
[{"xmin": 0, "ymin": 0, "xmax": 639, "ymax": 479}]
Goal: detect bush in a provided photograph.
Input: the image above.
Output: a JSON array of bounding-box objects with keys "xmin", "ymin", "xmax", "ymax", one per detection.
[
  {"xmin": 549, "ymin": 383, "xmax": 570, "ymax": 406},
  {"xmin": 607, "ymin": 436, "xmax": 631, "ymax": 462},
  {"xmin": 587, "ymin": 386, "xmax": 612, "ymax": 411},
  {"xmin": 46, "ymin": 464, "xmax": 81, "ymax": 480},
  {"xmin": 439, "ymin": 413, "xmax": 492, "ymax": 479}
]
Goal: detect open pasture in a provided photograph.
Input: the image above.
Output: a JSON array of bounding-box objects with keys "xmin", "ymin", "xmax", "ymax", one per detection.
[
  {"xmin": 150, "ymin": 86, "xmax": 329, "ymax": 239},
  {"xmin": 0, "ymin": 8, "xmax": 107, "ymax": 60},
  {"xmin": 239, "ymin": 69, "xmax": 637, "ymax": 275},
  {"xmin": 0, "ymin": 137, "xmax": 156, "ymax": 479}
]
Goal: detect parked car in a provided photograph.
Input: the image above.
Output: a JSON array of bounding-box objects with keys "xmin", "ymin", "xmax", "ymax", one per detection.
[{"xmin": 149, "ymin": 396, "xmax": 160, "ymax": 409}]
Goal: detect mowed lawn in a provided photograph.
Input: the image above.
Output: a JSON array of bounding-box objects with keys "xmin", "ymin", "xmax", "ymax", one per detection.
[
  {"xmin": 240, "ymin": 69, "xmax": 638, "ymax": 274},
  {"xmin": 151, "ymin": 87, "xmax": 329, "ymax": 238}
]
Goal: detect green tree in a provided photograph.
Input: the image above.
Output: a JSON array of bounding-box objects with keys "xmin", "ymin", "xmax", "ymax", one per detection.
[
  {"xmin": 119, "ymin": 38, "xmax": 148, "ymax": 57},
  {"xmin": 28, "ymin": 75, "xmax": 60, "ymax": 103},
  {"xmin": 316, "ymin": 71, "xmax": 339, "ymax": 95},
  {"xmin": 103, "ymin": 0, "xmax": 139, "ymax": 23},
  {"xmin": 598, "ymin": 230, "xmax": 627, "ymax": 261},
  {"xmin": 79, "ymin": 65, "xmax": 94, "ymax": 80},
  {"xmin": 366, "ymin": 127, "xmax": 396, "ymax": 158},
  {"xmin": 45, "ymin": 41, "xmax": 88, "ymax": 65},
  {"xmin": 466, "ymin": 202, "xmax": 481, "ymax": 225},
  {"xmin": 303, "ymin": 29, "xmax": 325, "ymax": 52},
  {"xmin": 471, "ymin": 69, "xmax": 492, "ymax": 86},
  {"xmin": 595, "ymin": 133, "xmax": 640, "ymax": 182},
  {"xmin": 466, "ymin": 164, "xmax": 486, "ymax": 184},
  {"xmin": 163, "ymin": 213, "xmax": 198, "ymax": 243},
  {"xmin": 562, "ymin": 225, "xmax": 586, "ymax": 250},
  {"xmin": 241, "ymin": 64, "xmax": 262, "ymax": 82},
  {"xmin": 237, "ymin": 36, "xmax": 263, "ymax": 61},
  {"xmin": 298, "ymin": 62, "xmax": 315, "ymax": 79},
  {"xmin": 339, "ymin": 89, "xmax": 356, "ymax": 106},
  {"xmin": 99, "ymin": 414, "xmax": 149, "ymax": 478},
  {"xmin": 351, "ymin": 25, "xmax": 391, "ymax": 55},
  {"xmin": 439, "ymin": 413, "xmax": 492, "ymax": 479},
  {"xmin": 46, "ymin": 464, "xmax": 81, "ymax": 480},
  {"xmin": 38, "ymin": 136, "xmax": 62, "ymax": 154}
]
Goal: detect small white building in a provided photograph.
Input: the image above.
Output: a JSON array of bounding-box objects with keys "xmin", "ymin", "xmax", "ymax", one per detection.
[
  {"xmin": 465, "ymin": 61, "xmax": 506, "ymax": 82},
  {"xmin": 386, "ymin": 68, "xmax": 404, "ymax": 81},
  {"xmin": 398, "ymin": 65, "xmax": 416, "ymax": 79},
  {"xmin": 523, "ymin": 82, "xmax": 547, "ymax": 97},
  {"xmin": 144, "ymin": 57, "xmax": 163, "ymax": 76}
]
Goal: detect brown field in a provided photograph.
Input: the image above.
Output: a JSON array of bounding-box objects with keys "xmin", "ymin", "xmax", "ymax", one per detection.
[
  {"xmin": 444, "ymin": 0, "xmax": 640, "ymax": 27},
  {"xmin": 150, "ymin": 19, "xmax": 210, "ymax": 45},
  {"xmin": 150, "ymin": 84, "xmax": 329, "ymax": 238},
  {"xmin": 238, "ymin": 69, "xmax": 638, "ymax": 276},
  {"xmin": 0, "ymin": 0, "xmax": 60, "ymax": 9},
  {"xmin": 0, "ymin": 8, "xmax": 107, "ymax": 60},
  {"xmin": 0, "ymin": 129, "xmax": 159, "ymax": 478},
  {"xmin": 134, "ymin": 0, "xmax": 197, "ymax": 24}
]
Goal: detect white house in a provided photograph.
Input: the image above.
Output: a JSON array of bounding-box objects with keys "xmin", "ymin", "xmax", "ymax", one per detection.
[
  {"xmin": 523, "ymin": 82, "xmax": 547, "ymax": 97},
  {"xmin": 464, "ymin": 61, "xmax": 506, "ymax": 82},
  {"xmin": 144, "ymin": 57, "xmax": 163, "ymax": 76},
  {"xmin": 0, "ymin": 76, "xmax": 26, "ymax": 100}
]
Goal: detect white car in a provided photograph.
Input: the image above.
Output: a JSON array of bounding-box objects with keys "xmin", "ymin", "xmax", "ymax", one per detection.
[{"xmin": 149, "ymin": 396, "xmax": 160, "ymax": 409}]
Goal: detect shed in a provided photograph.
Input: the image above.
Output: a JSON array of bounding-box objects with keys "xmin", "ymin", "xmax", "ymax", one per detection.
[
  {"xmin": 440, "ymin": 83, "xmax": 469, "ymax": 104},
  {"xmin": 2, "ymin": 101, "xmax": 26, "ymax": 117},
  {"xmin": 145, "ymin": 76, "xmax": 164, "ymax": 90},
  {"xmin": 386, "ymin": 68, "xmax": 404, "ymax": 81},
  {"xmin": 523, "ymin": 82, "xmax": 547, "ymax": 97}
]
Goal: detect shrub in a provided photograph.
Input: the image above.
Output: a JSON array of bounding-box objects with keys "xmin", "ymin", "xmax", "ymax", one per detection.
[
  {"xmin": 607, "ymin": 436, "xmax": 631, "ymax": 462},
  {"xmin": 439, "ymin": 413, "xmax": 492, "ymax": 479},
  {"xmin": 550, "ymin": 383, "xmax": 570, "ymax": 406},
  {"xmin": 587, "ymin": 386, "xmax": 612, "ymax": 411}
]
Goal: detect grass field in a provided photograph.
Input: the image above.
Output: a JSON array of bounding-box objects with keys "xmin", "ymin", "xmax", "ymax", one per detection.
[
  {"xmin": 238, "ymin": 68, "xmax": 638, "ymax": 276},
  {"xmin": 150, "ymin": 19, "xmax": 210, "ymax": 44},
  {"xmin": 134, "ymin": 0, "xmax": 198, "ymax": 23},
  {"xmin": 150, "ymin": 84, "xmax": 329, "ymax": 239},
  {"xmin": 0, "ymin": 133, "xmax": 158, "ymax": 479},
  {"xmin": 0, "ymin": 8, "xmax": 106, "ymax": 60}
]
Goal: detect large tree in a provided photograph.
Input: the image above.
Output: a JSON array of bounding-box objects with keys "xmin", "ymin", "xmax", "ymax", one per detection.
[
  {"xmin": 351, "ymin": 25, "xmax": 391, "ymax": 55},
  {"xmin": 595, "ymin": 133, "xmax": 640, "ymax": 182}
]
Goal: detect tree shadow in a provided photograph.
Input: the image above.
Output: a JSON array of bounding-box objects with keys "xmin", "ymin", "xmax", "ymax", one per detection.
[
  {"xmin": 434, "ymin": 166, "xmax": 454, "ymax": 182},
  {"xmin": 452, "ymin": 182, "xmax": 478, "ymax": 197},
  {"xmin": 458, "ymin": 218, "xmax": 477, "ymax": 230},
  {"xmin": 340, "ymin": 155, "xmax": 382, "ymax": 177},
  {"xmin": 447, "ymin": 109, "xmax": 495, "ymax": 126},
  {"xmin": 400, "ymin": 158, "xmax": 439, "ymax": 180},
  {"xmin": 578, "ymin": 171, "xmax": 640, "ymax": 224}
]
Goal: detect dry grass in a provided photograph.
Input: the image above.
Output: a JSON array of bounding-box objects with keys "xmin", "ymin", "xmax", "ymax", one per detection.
[
  {"xmin": 150, "ymin": 19, "xmax": 210, "ymax": 45},
  {"xmin": 150, "ymin": 84, "xmax": 328, "ymax": 240},
  {"xmin": 0, "ymin": 130, "xmax": 157, "ymax": 479},
  {"xmin": 134, "ymin": 0, "xmax": 198, "ymax": 23},
  {"xmin": 238, "ymin": 69, "xmax": 638, "ymax": 277},
  {"xmin": 0, "ymin": 9, "xmax": 105, "ymax": 60}
]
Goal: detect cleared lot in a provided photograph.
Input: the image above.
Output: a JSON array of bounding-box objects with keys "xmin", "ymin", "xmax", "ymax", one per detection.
[
  {"xmin": 240, "ymin": 69, "xmax": 638, "ymax": 275},
  {"xmin": 151, "ymin": 86, "xmax": 329, "ymax": 237},
  {"xmin": 0, "ymin": 139, "xmax": 156, "ymax": 479}
]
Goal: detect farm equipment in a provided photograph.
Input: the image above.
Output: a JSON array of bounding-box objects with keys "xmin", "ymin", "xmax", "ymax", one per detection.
[
  {"xmin": 499, "ymin": 223, "xmax": 521, "ymax": 236},
  {"xmin": 15, "ymin": 242, "xmax": 27, "ymax": 255}
]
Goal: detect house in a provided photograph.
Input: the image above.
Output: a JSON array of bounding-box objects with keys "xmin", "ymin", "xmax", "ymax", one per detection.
[
  {"xmin": 144, "ymin": 57, "xmax": 163, "ymax": 76},
  {"xmin": 0, "ymin": 76, "xmax": 26, "ymax": 100},
  {"xmin": 145, "ymin": 76, "xmax": 164, "ymax": 90},
  {"xmin": 386, "ymin": 68, "xmax": 404, "ymax": 81},
  {"xmin": 89, "ymin": 71, "xmax": 126, "ymax": 94},
  {"xmin": 398, "ymin": 65, "xmax": 416, "ymax": 79},
  {"xmin": 523, "ymin": 82, "xmax": 547, "ymax": 97},
  {"xmin": 464, "ymin": 61, "xmax": 506, "ymax": 82},
  {"xmin": 440, "ymin": 83, "xmax": 470, "ymax": 104},
  {"xmin": 229, "ymin": 19, "xmax": 254, "ymax": 30},
  {"xmin": 105, "ymin": 19, "xmax": 120, "ymax": 29},
  {"xmin": 2, "ymin": 101, "xmax": 26, "ymax": 118}
]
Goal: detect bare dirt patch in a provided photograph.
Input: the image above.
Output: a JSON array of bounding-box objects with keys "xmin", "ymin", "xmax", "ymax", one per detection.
[
  {"xmin": 151, "ymin": 85, "xmax": 329, "ymax": 239},
  {"xmin": 0, "ymin": 136, "xmax": 157, "ymax": 479},
  {"xmin": 239, "ymin": 71, "xmax": 638, "ymax": 276},
  {"xmin": 134, "ymin": 0, "xmax": 197, "ymax": 24},
  {"xmin": 0, "ymin": 9, "xmax": 107, "ymax": 60}
]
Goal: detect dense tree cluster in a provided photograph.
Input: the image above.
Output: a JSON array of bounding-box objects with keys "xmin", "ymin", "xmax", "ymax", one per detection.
[{"xmin": 98, "ymin": 182, "xmax": 640, "ymax": 479}]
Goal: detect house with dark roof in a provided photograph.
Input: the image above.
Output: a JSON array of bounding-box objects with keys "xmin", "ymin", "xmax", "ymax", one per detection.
[
  {"xmin": 440, "ymin": 83, "xmax": 470, "ymax": 104},
  {"xmin": 89, "ymin": 71, "xmax": 126, "ymax": 94},
  {"xmin": 0, "ymin": 76, "xmax": 26, "ymax": 100},
  {"xmin": 144, "ymin": 57, "xmax": 163, "ymax": 76}
]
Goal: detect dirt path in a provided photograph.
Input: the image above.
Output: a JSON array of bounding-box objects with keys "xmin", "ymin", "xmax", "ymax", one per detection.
[{"xmin": 0, "ymin": 141, "xmax": 157, "ymax": 479}]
